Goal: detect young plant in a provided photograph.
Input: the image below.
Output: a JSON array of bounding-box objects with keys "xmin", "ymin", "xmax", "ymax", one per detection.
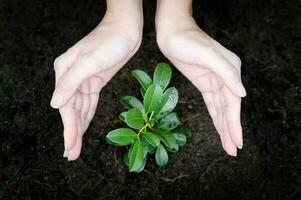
[{"xmin": 106, "ymin": 63, "xmax": 192, "ymax": 173}]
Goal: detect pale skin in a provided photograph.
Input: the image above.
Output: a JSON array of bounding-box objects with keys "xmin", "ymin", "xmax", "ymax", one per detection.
[{"xmin": 50, "ymin": 0, "xmax": 246, "ymax": 161}]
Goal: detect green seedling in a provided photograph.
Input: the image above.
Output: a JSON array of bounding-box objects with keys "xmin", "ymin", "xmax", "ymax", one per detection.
[{"xmin": 106, "ymin": 63, "xmax": 192, "ymax": 173}]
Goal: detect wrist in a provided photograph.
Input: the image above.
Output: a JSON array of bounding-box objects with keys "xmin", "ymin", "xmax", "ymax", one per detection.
[
  {"xmin": 105, "ymin": 0, "xmax": 143, "ymax": 23},
  {"xmin": 155, "ymin": 0, "xmax": 195, "ymax": 35},
  {"xmin": 97, "ymin": 0, "xmax": 143, "ymax": 43},
  {"xmin": 101, "ymin": 0, "xmax": 143, "ymax": 30}
]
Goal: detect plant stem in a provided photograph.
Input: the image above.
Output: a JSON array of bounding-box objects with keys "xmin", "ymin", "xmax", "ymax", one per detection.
[
  {"xmin": 137, "ymin": 123, "xmax": 149, "ymax": 138},
  {"xmin": 137, "ymin": 111, "xmax": 156, "ymax": 139},
  {"xmin": 147, "ymin": 124, "xmax": 155, "ymax": 132},
  {"xmin": 143, "ymin": 114, "xmax": 148, "ymax": 121},
  {"xmin": 149, "ymin": 111, "xmax": 154, "ymax": 121}
]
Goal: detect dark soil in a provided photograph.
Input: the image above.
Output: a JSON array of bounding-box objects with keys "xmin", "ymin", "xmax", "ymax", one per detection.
[{"xmin": 0, "ymin": 0, "xmax": 300, "ymax": 199}]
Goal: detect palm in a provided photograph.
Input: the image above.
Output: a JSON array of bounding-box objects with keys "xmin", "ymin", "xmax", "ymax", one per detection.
[
  {"xmin": 159, "ymin": 29, "xmax": 243, "ymax": 156},
  {"xmin": 53, "ymin": 25, "xmax": 141, "ymax": 160},
  {"xmin": 59, "ymin": 68, "xmax": 120, "ymax": 160}
]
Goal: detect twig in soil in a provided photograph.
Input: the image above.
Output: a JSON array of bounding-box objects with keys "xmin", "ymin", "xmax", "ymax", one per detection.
[
  {"xmin": 143, "ymin": 169, "xmax": 151, "ymax": 174},
  {"xmin": 92, "ymin": 175, "xmax": 112, "ymax": 190},
  {"xmin": 32, "ymin": 179, "xmax": 56, "ymax": 191},
  {"xmin": 290, "ymin": 186, "xmax": 301, "ymax": 199},
  {"xmin": 161, "ymin": 173, "xmax": 189, "ymax": 183},
  {"xmin": 200, "ymin": 155, "xmax": 227, "ymax": 177},
  {"xmin": 182, "ymin": 113, "xmax": 201, "ymax": 123},
  {"xmin": 261, "ymin": 64, "xmax": 278, "ymax": 72},
  {"xmin": 79, "ymin": 179, "xmax": 93, "ymax": 192},
  {"xmin": 114, "ymin": 149, "xmax": 118, "ymax": 168},
  {"xmin": 92, "ymin": 179, "xmax": 103, "ymax": 190},
  {"xmin": 30, "ymin": 169, "xmax": 51, "ymax": 174}
]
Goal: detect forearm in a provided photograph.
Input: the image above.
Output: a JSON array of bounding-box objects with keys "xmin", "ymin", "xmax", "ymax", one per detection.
[{"xmin": 156, "ymin": 0, "xmax": 192, "ymax": 17}]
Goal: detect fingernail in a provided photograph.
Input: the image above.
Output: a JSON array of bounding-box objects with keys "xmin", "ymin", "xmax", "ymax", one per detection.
[
  {"xmin": 63, "ymin": 149, "xmax": 69, "ymax": 157},
  {"xmin": 235, "ymin": 82, "xmax": 247, "ymax": 97},
  {"xmin": 232, "ymin": 151, "xmax": 237, "ymax": 157},
  {"xmin": 50, "ymin": 92, "xmax": 63, "ymax": 108},
  {"xmin": 238, "ymin": 138, "xmax": 243, "ymax": 149}
]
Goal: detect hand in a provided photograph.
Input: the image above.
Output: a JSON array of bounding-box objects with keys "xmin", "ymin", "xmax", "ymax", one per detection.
[
  {"xmin": 50, "ymin": 1, "xmax": 143, "ymax": 161},
  {"xmin": 156, "ymin": 3, "xmax": 246, "ymax": 156}
]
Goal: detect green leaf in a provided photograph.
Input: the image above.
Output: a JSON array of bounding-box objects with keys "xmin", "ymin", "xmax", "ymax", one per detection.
[
  {"xmin": 140, "ymin": 87, "xmax": 146, "ymax": 97},
  {"xmin": 156, "ymin": 87, "xmax": 178, "ymax": 119},
  {"xmin": 172, "ymin": 133, "xmax": 187, "ymax": 146},
  {"xmin": 143, "ymin": 84, "xmax": 163, "ymax": 114},
  {"xmin": 155, "ymin": 129, "xmax": 177, "ymax": 150},
  {"xmin": 131, "ymin": 70, "xmax": 153, "ymax": 91},
  {"xmin": 172, "ymin": 126, "xmax": 192, "ymax": 137},
  {"xmin": 119, "ymin": 111, "xmax": 127, "ymax": 122},
  {"xmin": 123, "ymin": 151, "xmax": 130, "ymax": 166},
  {"xmin": 105, "ymin": 138, "xmax": 126, "ymax": 146},
  {"xmin": 143, "ymin": 132, "xmax": 160, "ymax": 147},
  {"xmin": 132, "ymin": 157, "xmax": 147, "ymax": 173},
  {"xmin": 165, "ymin": 144, "xmax": 179, "ymax": 153},
  {"xmin": 153, "ymin": 63, "xmax": 172, "ymax": 91},
  {"xmin": 125, "ymin": 108, "xmax": 145, "ymax": 129},
  {"xmin": 142, "ymin": 138, "xmax": 156, "ymax": 154},
  {"xmin": 156, "ymin": 112, "xmax": 180, "ymax": 130},
  {"xmin": 106, "ymin": 128, "xmax": 137, "ymax": 145},
  {"xmin": 126, "ymin": 141, "xmax": 146, "ymax": 173},
  {"xmin": 155, "ymin": 144, "xmax": 169, "ymax": 167},
  {"xmin": 120, "ymin": 96, "xmax": 145, "ymax": 113},
  {"xmin": 129, "ymin": 140, "xmax": 144, "ymax": 172}
]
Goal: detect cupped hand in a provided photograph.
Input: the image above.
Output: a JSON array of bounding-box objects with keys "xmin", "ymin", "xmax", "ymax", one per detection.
[
  {"xmin": 50, "ymin": 17, "xmax": 142, "ymax": 161},
  {"xmin": 157, "ymin": 20, "xmax": 246, "ymax": 156}
]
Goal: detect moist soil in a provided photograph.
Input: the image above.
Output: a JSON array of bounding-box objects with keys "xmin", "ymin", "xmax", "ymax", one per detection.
[{"xmin": 0, "ymin": 0, "xmax": 300, "ymax": 199}]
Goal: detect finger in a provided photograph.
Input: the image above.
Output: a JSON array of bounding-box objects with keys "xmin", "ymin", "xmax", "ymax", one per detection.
[
  {"xmin": 223, "ymin": 86, "xmax": 243, "ymax": 149},
  {"xmin": 67, "ymin": 135, "xmax": 83, "ymax": 161},
  {"xmin": 213, "ymin": 92, "xmax": 223, "ymax": 136},
  {"xmin": 202, "ymin": 93, "xmax": 224, "ymax": 149},
  {"xmin": 79, "ymin": 80, "xmax": 90, "ymax": 131},
  {"xmin": 85, "ymin": 76, "xmax": 103, "ymax": 128},
  {"xmin": 201, "ymin": 92, "xmax": 220, "ymax": 134},
  {"xmin": 222, "ymin": 111, "xmax": 237, "ymax": 156},
  {"xmin": 74, "ymin": 92, "xmax": 82, "ymax": 116},
  {"xmin": 171, "ymin": 60, "xmax": 224, "ymax": 138},
  {"xmin": 211, "ymin": 40, "xmax": 242, "ymax": 70},
  {"xmin": 53, "ymin": 47, "xmax": 79, "ymax": 85},
  {"xmin": 59, "ymin": 96, "xmax": 78, "ymax": 152},
  {"xmin": 77, "ymin": 111, "xmax": 83, "ymax": 137},
  {"xmin": 74, "ymin": 92, "xmax": 83, "ymax": 138},
  {"xmin": 51, "ymin": 48, "xmax": 79, "ymax": 108},
  {"xmin": 50, "ymin": 54, "xmax": 100, "ymax": 109},
  {"xmin": 218, "ymin": 89, "xmax": 226, "ymax": 147},
  {"xmin": 86, "ymin": 93, "xmax": 99, "ymax": 128}
]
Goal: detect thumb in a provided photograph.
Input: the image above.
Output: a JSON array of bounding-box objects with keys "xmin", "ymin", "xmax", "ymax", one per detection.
[{"xmin": 50, "ymin": 56, "xmax": 98, "ymax": 108}]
